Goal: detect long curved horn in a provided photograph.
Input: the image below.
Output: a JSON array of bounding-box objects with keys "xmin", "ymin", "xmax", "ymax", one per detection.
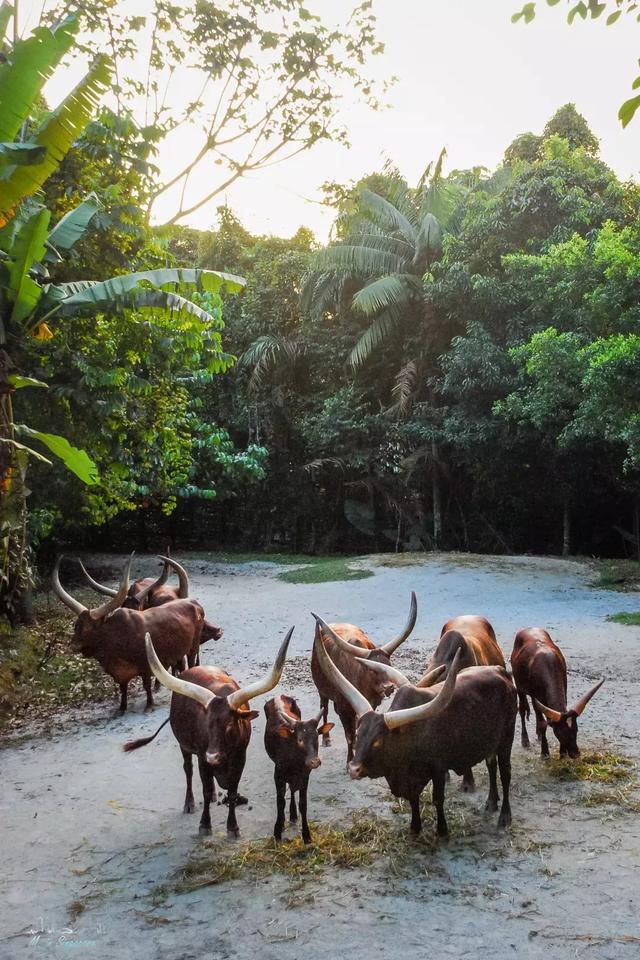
[
  {"xmin": 379, "ymin": 591, "xmax": 417, "ymax": 656},
  {"xmin": 383, "ymin": 648, "xmax": 462, "ymax": 730},
  {"xmin": 89, "ymin": 553, "xmax": 133, "ymax": 620},
  {"xmin": 135, "ymin": 559, "xmax": 170, "ymax": 605},
  {"xmin": 76, "ymin": 560, "xmax": 118, "ymax": 597},
  {"xmin": 227, "ymin": 626, "xmax": 294, "ymax": 709},
  {"xmin": 532, "ymin": 698, "xmax": 563, "ymax": 724},
  {"xmin": 159, "ymin": 555, "xmax": 189, "ymax": 598},
  {"xmin": 314, "ymin": 617, "xmax": 370, "ymax": 658},
  {"xmin": 415, "ymin": 664, "xmax": 447, "ymax": 688},
  {"xmin": 144, "ymin": 633, "xmax": 214, "ymax": 709},
  {"xmin": 52, "ymin": 557, "xmax": 87, "ymax": 617},
  {"xmin": 570, "ymin": 679, "xmax": 604, "ymax": 717},
  {"xmin": 311, "ymin": 616, "xmax": 371, "ymax": 720},
  {"xmin": 358, "ymin": 658, "xmax": 411, "ymax": 688}
]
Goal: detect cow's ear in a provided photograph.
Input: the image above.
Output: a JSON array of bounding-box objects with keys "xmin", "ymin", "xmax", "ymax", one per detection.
[
  {"xmin": 277, "ymin": 725, "xmax": 293, "ymax": 738},
  {"xmin": 237, "ymin": 709, "xmax": 260, "ymax": 722},
  {"xmin": 318, "ymin": 722, "xmax": 334, "ymax": 735}
]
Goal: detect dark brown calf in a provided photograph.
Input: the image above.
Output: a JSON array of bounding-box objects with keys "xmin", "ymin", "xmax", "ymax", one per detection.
[
  {"xmin": 313, "ymin": 618, "xmax": 517, "ymax": 838},
  {"xmin": 53, "ymin": 556, "xmax": 209, "ymax": 713},
  {"xmin": 124, "ymin": 629, "xmax": 293, "ymax": 836},
  {"xmin": 264, "ymin": 695, "xmax": 333, "ymax": 844},
  {"xmin": 310, "ymin": 592, "xmax": 417, "ymax": 765},
  {"xmin": 511, "ymin": 627, "xmax": 604, "ymax": 758}
]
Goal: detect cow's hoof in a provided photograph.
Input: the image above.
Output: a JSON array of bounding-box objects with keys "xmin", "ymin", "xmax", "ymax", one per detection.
[
  {"xmin": 227, "ymin": 828, "xmax": 240, "ymax": 840},
  {"xmin": 521, "ymin": 739, "xmax": 531, "ymax": 750},
  {"xmin": 144, "ymin": 703, "xmax": 154, "ymax": 713},
  {"xmin": 183, "ymin": 801, "xmax": 195, "ymax": 814},
  {"xmin": 498, "ymin": 813, "xmax": 512, "ymax": 830},
  {"xmin": 198, "ymin": 824, "xmax": 212, "ymax": 836},
  {"xmin": 460, "ymin": 781, "xmax": 475, "ymax": 794},
  {"xmin": 485, "ymin": 799, "xmax": 499, "ymax": 813},
  {"xmin": 302, "ymin": 833, "xmax": 312, "ymax": 845}
]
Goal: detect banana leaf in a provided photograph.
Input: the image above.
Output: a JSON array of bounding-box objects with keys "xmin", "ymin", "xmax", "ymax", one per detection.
[
  {"xmin": 46, "ymin": 268, "xmax": 245, "ymax": 317},
  {"xmin": 0, "ymin": 142, "xmax": 47, "ymax": 166},
  {"xmin": 0, "ymin": 14, "xmax": 78, "ymax": 143},
  {"xmin": 45, "ymin": 193, "xmax": 100, "ymax": 260},
  {"xmin": 18, "ymin": 426, "xmax": 99, "ymax": 484},
  {"xmin": 8, "ymin": 206, "xmax": 49, "ymax": 324},
  {"xmin": 0, "ymin": 54, "xmax": 111, "ymax": 218}
]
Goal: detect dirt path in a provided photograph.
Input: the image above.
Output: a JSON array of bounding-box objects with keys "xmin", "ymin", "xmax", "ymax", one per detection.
[{"xmin": 1, "ymin": 553, "xmax": 639, "ymax": 959}]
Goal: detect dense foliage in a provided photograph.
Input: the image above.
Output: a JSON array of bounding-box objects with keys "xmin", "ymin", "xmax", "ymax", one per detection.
[
  {"xmin": 1, "ymin": 0, "xmax": 638, "ymax": 603},
  {"xmin": 152, "ymin": 104, "xmax": 639, "ymax": 559}
]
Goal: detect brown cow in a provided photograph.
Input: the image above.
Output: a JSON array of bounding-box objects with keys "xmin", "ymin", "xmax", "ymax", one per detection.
[
  {"xmin": 124, "ymin": 629, "xmax": 293, "ymax": 837},
  {"xmin": 511, "ymin": 627, "xmax": 604, "ymax": 758},
  {"xmin": 78, "ymin": 555, "xmax": 223, "ymax": 657},
  {"xmin": 422, "ymin": 614, "xmax": 505, "ymax": 791},
  {"xmin": 313, "ymin": 623, "xmax": 517, "ymax": 838},
  {"xmin": 310, "ymin": 592, "xmax": 417, "ymax": 764},
  {"xmin": 264, "ymin": 695, "xmax": 334, "ymax": 844},
  {"xmin": 428, "ymin": 615, "xmax": 505, "ymax": 673},
  {"xmin": 53, "ymin": 556, "xmax": 212, "ymax": 713}
]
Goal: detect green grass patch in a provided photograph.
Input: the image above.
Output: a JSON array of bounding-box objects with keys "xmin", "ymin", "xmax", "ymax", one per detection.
[
  {"xmin": 277, "ymin": 557, "xmax": 373, "ymax": 584},
  {"xmin": 606, "ymin": 611, "xmax": 640, "ymax": 626},
  {"xmin": 183, "ymin": 550, "xmax": 318, "ymax": 566},
  {"xmin": 546, "ymin": 751, "xmax": 635, "ymax": 784},
  {"xmin": 592, "ymin": 559, "xmax": 640, "ymax": 592}
]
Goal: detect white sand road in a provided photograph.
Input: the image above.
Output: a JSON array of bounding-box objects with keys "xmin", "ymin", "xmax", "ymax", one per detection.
[{"xmin": 1, "ymin": 553, "xmax": 640, "ymax": 960}]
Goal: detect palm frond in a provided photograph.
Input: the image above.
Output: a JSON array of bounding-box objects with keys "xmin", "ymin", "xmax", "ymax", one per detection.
[
  {"xmin": 300, "ymin": 269, "xmax": 348, "ymax": 318},
  {"xmin": 389, "ymin": 359, "xmax": 419, "ymax": 417},
  {"xmin": 351, "ymin": 273, "xmax": 422, "ymax": 316},
  {"xmin": 313, "ymin": 244, "xmax": 407, "ymax": 279},
  {"xmin": 239, "ymin": 334, "xmax": 304, "ymax": 391},
  {"xmin": 349, "ymin": 307, "xmax": 402, "ymax": 367},
  {"xmin": 413, "ymin": 213, "xmax": 442, "ymax": 269},
  {"xmin": 359, "ymin": 189, "xmax": 418, "ymax": 244}
]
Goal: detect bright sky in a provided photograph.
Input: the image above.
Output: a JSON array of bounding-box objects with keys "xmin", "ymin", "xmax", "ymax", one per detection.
[{"xmin": 20, "ymin": 0, "xmax": 640, "ymax": 241}]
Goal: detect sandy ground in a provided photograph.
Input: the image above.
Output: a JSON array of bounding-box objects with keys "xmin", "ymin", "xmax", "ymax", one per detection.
[{"xmin": 1, "ymin": 552, "xmax": 640, "ymax": 959}]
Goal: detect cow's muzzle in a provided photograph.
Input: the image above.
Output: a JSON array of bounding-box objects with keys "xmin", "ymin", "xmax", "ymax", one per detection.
[
  {"xmin": 306, "ymin": 757, "xmax": 321, "ymax": 770},
  {"xmin": 206, "ymin": 751, "xmax": 224, "ymax": 766},
  {"xmin": 348, "ymin": 762, "xmax": 365, "ymax": 780}
]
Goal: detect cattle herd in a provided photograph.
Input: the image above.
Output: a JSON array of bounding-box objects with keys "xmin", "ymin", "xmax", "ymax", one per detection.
[{"xmin": 52, "ymin": 555, "xmax": 605, "ymax": 845}]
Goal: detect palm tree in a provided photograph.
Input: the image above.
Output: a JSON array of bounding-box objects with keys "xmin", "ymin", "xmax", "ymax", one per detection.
[{"xmin": 302, "ymin": 153, "xmax": 462, "ymax": 547}]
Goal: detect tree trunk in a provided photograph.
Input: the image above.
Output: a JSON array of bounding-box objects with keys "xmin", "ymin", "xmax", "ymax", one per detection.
[
  {"xmin": 432, "ymin": 441, "xmax": 442, "ymax": 549},
  {"xmin": 562, "ymin": 501, "xmax": 571, "ymax": 557},
  {"xmin": 634, "ymin": 498, "xmax": 640, "ymax": 563}
]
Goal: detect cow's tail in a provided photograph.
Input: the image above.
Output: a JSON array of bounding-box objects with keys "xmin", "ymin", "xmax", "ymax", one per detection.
[{"xmin": 122, "ymin": 717, "xmax": 170, "ymax": 753}]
